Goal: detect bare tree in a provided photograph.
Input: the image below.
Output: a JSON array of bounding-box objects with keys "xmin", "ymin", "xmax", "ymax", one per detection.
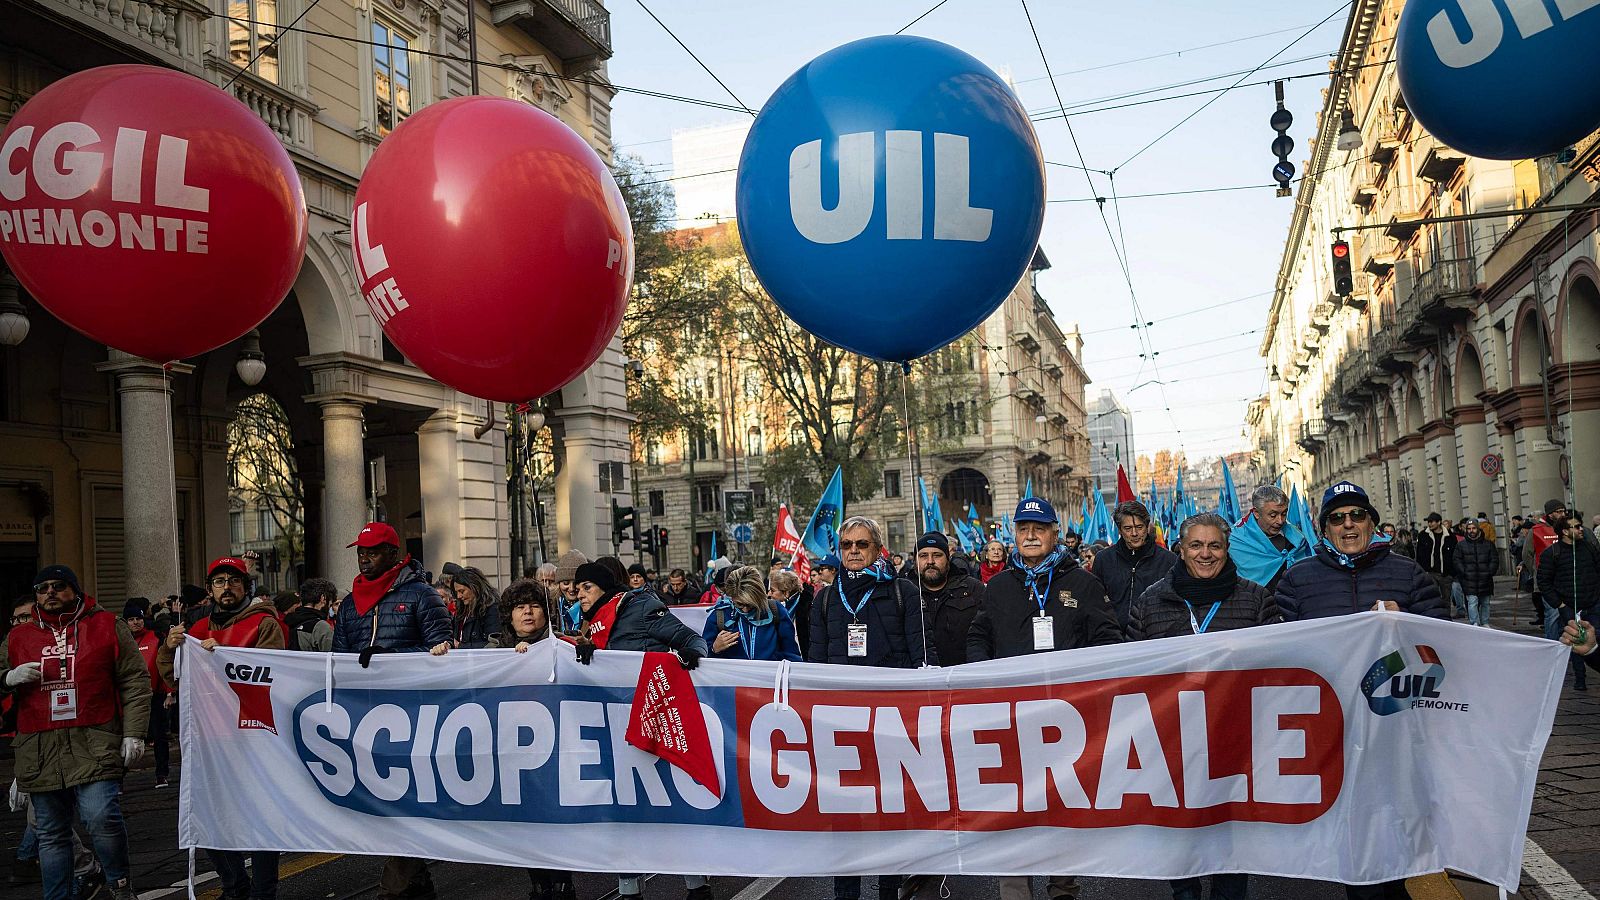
[{"xmin": 227, "ymin": 393, "xmax": 305, "ymax": 564}]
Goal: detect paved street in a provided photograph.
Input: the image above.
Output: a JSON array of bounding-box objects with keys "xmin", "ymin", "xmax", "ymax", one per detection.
[{"xmin": 0, "ymin": 576, "xmax": 1586, "ymax": 900}]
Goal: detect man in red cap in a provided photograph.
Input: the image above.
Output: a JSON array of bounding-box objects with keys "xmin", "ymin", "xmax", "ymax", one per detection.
[
  {"xmin": 331, "ymin": 522, "xmax": 451, "ymax": 900},
  {"xmin": 161, "ymin": 557, "xmax": 287, "ymax": 900}
]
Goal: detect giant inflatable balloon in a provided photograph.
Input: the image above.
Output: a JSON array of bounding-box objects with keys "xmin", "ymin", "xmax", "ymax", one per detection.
[
  {"xmin": 0, "ymin": 65, "xmax": 307, "ymax": 362},
  {"xmin": 736, "ymin": 36, "xmax": 1046, "ymax": 363},
  {"xmin": 1397, "ymin": 0, "xmax": 1600, "ymax": 160},
  {"xmin": 352, "ymin": 96, "xmax": 632, "ymax": 403}
]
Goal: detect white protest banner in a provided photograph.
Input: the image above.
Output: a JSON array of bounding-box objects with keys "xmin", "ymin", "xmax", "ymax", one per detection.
[
  {"xmin": 668, "ymin": 603, "xmax": 713, "ymax": 635},
  {"xmin": 178, "ymin": 614, "xmax": 1564, "ymax": 890}
]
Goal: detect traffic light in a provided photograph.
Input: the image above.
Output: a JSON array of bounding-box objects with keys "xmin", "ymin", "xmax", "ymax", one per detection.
[
  {"xmin": 610, "ymin": 499, "xmax": 636, "ymax": 548},
  {"xmin": 639, "ymin": 528, "xmax": 655, "ymax": 555},
  {"xmin": 1331, "ymin": 240, "xmax": 1354, "ymax": 296},
  {"xmin": 657, "ymin": 526, "xmax": 669, "ymax": 549},
  {"xmin": 1270, "ymin": 81, "xmax": 1294, "ymax": 198}
]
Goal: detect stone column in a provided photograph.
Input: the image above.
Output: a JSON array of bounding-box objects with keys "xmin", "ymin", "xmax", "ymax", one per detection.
[
  {"xmin": 1552, "ymin": 362, "xmax": 1600, "ymax": 515},
  {"xmin": 1422, "ymin": 421, "xmax": 1463, "ymax": 521},
  {"xmin": 1397, "ymin": 435, "xmax": 1428, "ymax": 525},
  {"xmin": 1379, "ymin": 445, "xmax": 1401, "ymax": 514},
  {"xmin": 1495, "ymin": 424, "xmax": 1523, "ymax": 519},
  {"xmin": 97, "ymin": 353, "xmax": 192, "ymax": 602},
  {"xmin": 195, "ymin": 414, "xmax": 232, "ymax": 565},
  {"xmin": 1453, "ymin": 407, "xmax": 1493, "ymax": 520},
  {"xmin": 418, "ymin": 410, "xmax": 464, "ymax": 575},
  {"xmin": 315, "ymin": 398, "xmax": 367, "ymax": 592},
  {"xmin": 556, "ymin": 430, "xmax": 604, "ymax": 554},
  {"xmin": 1517, "ymin": 424, "xmax": 1565, "ymax": 513}
]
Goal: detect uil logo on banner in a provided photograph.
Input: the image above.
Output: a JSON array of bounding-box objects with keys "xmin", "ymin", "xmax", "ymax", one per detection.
[
  {"xmin": 225, "ymin": 662, "xmax": 277, "ymax": 734},
  {"xmin": 1359, "ymin": 645, "xmax": 1466, "ymax": 716}
]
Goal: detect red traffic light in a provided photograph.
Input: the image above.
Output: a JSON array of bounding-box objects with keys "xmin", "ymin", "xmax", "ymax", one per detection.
[{"xmin": 1332, "ymin": 240, "xmax": 1350, "ymax": 258}]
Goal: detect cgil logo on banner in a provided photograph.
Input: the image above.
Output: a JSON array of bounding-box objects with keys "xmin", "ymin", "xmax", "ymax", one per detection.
[{"xmin": 286, "ymin": 669, "xmax": 1344, "ymax": 830}]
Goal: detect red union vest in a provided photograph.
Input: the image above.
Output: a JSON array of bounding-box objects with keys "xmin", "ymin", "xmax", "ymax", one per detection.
[
  {"xmin": 583, "ymin": 593, "xmax": 623, "ymax": 650},
  {"xmin": 7, "ymin": 599, "xmax": 122, "ymax": 733},
  {"xmin": 191, "ymin": 603, "xmax": 287, "ymax": 649}
]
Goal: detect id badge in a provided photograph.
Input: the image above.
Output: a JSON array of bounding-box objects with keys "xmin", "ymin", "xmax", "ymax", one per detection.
[
  {"xmin": 847, "ymin": 623, "xmax": 868, "ymax": 657},
  {"xmin": 1032, "ymin": 616, "xmax": 1055, "ymax": 651},
  {"xmin": 49, "ymin": 688, "xmax": 78, "ymax": 722}
]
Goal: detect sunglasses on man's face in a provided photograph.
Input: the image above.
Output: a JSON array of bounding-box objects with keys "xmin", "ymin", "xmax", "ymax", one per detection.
[
  {"xmin": 1326, "ymin": 509, "xmax": 1370, "ymax": 526},
  {"xmin": 33, "ymin": 580, "xmax": 70, "ymax": 595},
  {"xmin": 839, "ymin": 539, "xmax": 874, "ymax": 551}
]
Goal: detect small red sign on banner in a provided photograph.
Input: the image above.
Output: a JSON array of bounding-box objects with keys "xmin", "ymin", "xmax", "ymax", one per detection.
[{"xmin": 626, "ymin": 652, "xmax": 721, "ymax": 797}]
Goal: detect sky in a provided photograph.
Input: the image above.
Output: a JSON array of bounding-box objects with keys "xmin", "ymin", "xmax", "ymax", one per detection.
[{"xmin": 604, "ymin": 0, "xmax": 1348, "ymax": 463}]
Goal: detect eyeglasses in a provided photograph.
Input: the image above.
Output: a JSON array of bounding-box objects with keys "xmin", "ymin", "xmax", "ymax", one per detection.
[
  {"xmin": 209, "ymin": 576, "xmax": 245, "ymax": 587},
  {"xmin": 839, "ymin": 539, "xmax": 874, "ymax": 551},
  {"xmin": 32, "ymin": 580, "xmax": 70, "ymax": 595},
  {"xmin": 1326, "ymin": 509, "xmax": 1371, "ymax": 525},
  {"xmin": 9, "ymin": 613, "xmax": 32, "ymax": 625}
]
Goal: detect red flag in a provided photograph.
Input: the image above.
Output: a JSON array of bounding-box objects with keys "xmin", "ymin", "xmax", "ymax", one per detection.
[
  {"xmin": 773, "ymin": 503, "xmax": 803, "ymax": 557},
  {"xmin": 1116, "ymin": 464, "xmax": 1136, "ymax": 503},
  {"xmin": 625, "ymin": 652, "xmax": 721, "ymax": 797},
  {"xmin": 790, "ymin": 553, "xmax": 812, "ymax": 583}
]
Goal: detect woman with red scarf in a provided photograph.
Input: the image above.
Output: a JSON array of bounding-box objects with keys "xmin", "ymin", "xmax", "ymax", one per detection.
[
  {"xmin": 979, "ymin": 540, "xmax": 1008, "ymax": 583},
  {"xmin": 571, "ymin": 559, "xmax": 707, "ymax": 664}
]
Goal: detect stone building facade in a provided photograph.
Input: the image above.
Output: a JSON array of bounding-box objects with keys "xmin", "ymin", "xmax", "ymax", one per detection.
[
  {"xmin": 1250, "ymin": 0, "xmax": 1600, "ymax": 527},
  {"xmin": 0, "ymin": 0, "xmax": 629, "ymax": 601}
]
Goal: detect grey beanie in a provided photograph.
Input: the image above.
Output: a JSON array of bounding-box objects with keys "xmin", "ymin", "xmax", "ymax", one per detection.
[{"xmin": 553, "ymin": 549, "xmax": 588, "ymax": 583}]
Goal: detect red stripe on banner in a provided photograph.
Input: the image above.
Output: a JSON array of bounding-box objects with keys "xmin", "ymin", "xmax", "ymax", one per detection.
[
  {"xmin": 734, "ymin": 668, "xmax": 1343, "ymax": 832},
  {"xmin": 1416, "ymin": 645, "xmax": 1440, "ymax": 665}
]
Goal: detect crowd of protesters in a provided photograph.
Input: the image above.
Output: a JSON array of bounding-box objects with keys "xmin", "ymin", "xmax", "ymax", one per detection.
[{"xmin": 0, "ymin": 475, "xmax": 1582, "ymax": 900}]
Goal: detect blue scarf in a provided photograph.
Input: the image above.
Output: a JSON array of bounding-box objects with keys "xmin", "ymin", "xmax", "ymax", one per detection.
[
  {"xmin": 1319, "ymin": 532, "xmax": 1393, "ymax": 569},
  {"xmin": 1231, "ymin": 513, "xmax": 1310, "ymax": 585},
  {"xmin": 838, "ymin": 557, "xmax": 895, "ymax": 617},
  {"xmin": 1010, "ymin": 545, "xmax": 1067, "ymax": 612}
]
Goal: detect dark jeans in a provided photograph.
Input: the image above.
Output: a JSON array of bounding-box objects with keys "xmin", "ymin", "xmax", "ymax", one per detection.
[
  {"xmin": 207, "ymin": 849, "xmax": 280, "ymax": 899},
  {"xmin": 148, "ymin": 692, "xmax": 170, "ymax": 778},
  {"xmin": 1171, "ymin": 874, "xmax": 1248, "ymax": 900},
  {"xmin": 32, "ymin": 779, "xmax": 130, "ymax": 900},
  {"xmin": 834, "ymin": 875, "xmax": 901, "ymax": 900}
]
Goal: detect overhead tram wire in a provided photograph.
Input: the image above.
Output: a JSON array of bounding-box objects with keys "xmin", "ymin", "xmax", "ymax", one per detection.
[
  {"xmin": 1023, "ymin": 53, "xmax": 1331, "ymax": 121},
  {"xmin": 1112, "ymin": 1, "xmax": 1351, "ymax": 172},
  {"xmin": 141, "ymin": 3, "xmax": 754, "ymax": 115},
  {"xmin": 632, "ymin": 0, "xmax": 755, "ymax": 116},
  {"xmin": 896, "ymin": 0, "xmax": 956, "ymax": 34},
  {"xmin": 1010, "ymin": 21, "xmax": 1327, "ymax": 85}
]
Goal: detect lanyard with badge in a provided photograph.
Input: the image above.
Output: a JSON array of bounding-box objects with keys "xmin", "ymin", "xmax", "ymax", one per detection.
[
  {"xmin": 1182, "ymin": 598, "xmax": 1221, "ymax": 635},
  {"xmin": 839, "ymin": 581, "xmax": 874, "ymax": 657},
  {"xmin": 44, "ymin": 616, "xmax": 79, "ymax": 722},
  {"xmin": 1029, "ymin": 571, "xmax": 1056, "ymax": 651}
]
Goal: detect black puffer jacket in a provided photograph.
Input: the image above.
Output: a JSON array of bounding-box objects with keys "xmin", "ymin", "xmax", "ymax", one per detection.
[
  {"xmin": 452, "ymin": 602, "xmax": 496, "ymax": 649},
  {"xmin": 1452, "ymin": 535, "xmax": 1499, "ymax": 597},
  {"xmin": 603, "ymin": 588, "xmax": 709, "ymax": 655},
  {"xmin": 1415, "ymin": 529, "xmax": 1457, "ymax": 576},
  {"xmin": 1274, "ymin": 542, "xmax": 1447, "ymax": 621},
  {"xmin": 1128, "ymin": 574, "xmax": 1278, "ymax": 640},
  {"xmin": 968, "ymin": 556, "xmax": 1122, "ymax": 660},
  {"xmin": 921, "ymin": 573, "xmax": 984, "ymax": 666},
  {"xmin": 1537, "ymin": 540, "xmax": 1600, "ymax": 613},
  {"xmin": 1093, "ymin": 540, "xmax": 1179, "ymax": 631},
  {"xmin": 808, "ymin": 576, "xmax": 929, "ymax": 667},
  {"xmin": 332, "ymin": 559, "xmax": 452, "ymax": 653}
]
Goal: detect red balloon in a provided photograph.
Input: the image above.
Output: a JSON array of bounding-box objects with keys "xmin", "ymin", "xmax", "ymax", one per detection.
[
  {"xmin": 0, "ymin": 65, "xmax": 307, "ymax": 362},
  {"xmin": 352, "ymin": 96, "xmax": 633, "ymax": 403}
]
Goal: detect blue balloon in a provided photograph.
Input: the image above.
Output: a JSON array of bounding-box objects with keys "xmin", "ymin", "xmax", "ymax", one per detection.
[
  {"xmin": 1397, "ymin": 0, "xmax": 1600, "ymax": 160},
  {"xmin": 735, "ymin": 36, "xmax": 1046, "ymax": 363}
]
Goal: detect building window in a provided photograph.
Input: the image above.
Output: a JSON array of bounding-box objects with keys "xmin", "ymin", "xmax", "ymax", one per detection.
[
  {"xmin": 230, "ymin": 511, "xmax": 244, "ymax": 545},
  {"xmin": 645, "ymin": 441, "xmax": 662, "ymax": 466},
  {"xmin": 649, "ymin": 490, "xmax": 665, "ymax": 518},
  {"xmin": 752, "ymin": 482, "xmax": 767, "ymax": 508},
  {"xmin": 698, "ymin": 484, "xmax": 721, "ymax": 514},
  {"xmin": 256, "ymin": 508, "xmax": 276, "ymax": 541},
  {"xmin": 692, "ymin": 425, "xmax": 719, "ymax": 461},
  {"xmin": 597, "ymin": 461, "xmax": 625, "ymax": 493},
  {"xmin": 887, "ymin": 518, "xmax": 906, "ymax": 552},
  {"xmin": 372, "ymin": 21, "xmax": 414, "ymax": 136},
  {"xmin": 747, "ymin": 426, "xmax": 764, "ymax": 457},
  {"xmin": 883, "ymin": 469, "xmax": 902, "ymax": 499},
  {"xmin": 227, "ymin": 0, "xmax": 280, "ymax": 83}
]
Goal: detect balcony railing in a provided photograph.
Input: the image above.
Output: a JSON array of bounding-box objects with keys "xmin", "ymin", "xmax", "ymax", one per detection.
[
  {"xmin": 1378, "ymin": 180, "xmax": 1426, "ymax": 242},
  {"xmin": 1413, "ymin": 257, "xmax": 1477, "ymax": 313},
  {"xmin": 490, "ymin": 0, "xmax": 613, "ymax": 69},
  {"xmin": 1297, "ymin": 421, "xmax": 1328, "ymax": 452},
  {"xmin": 40, "ymin": 0, "xmax": 207, "ymax": 70}
]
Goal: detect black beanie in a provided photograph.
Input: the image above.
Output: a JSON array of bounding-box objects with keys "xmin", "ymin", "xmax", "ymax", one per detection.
[
  {"xmin": 915, "ymin": 531, "xmax": 950, "ymax": 555},
  {"xmin": 573, "ymin": 561, "xmax": 621, "ymax": 597},
  {"xmin": 123, "ymin": 598, "xmax": 150, "ymax": 619},
  {"xmin": 32, "ymin": 565, "xmax": 81, "ymax": 595}
]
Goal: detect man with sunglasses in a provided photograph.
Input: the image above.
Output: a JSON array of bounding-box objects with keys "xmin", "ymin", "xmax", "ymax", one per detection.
[
  {"xmin": 1275, "ymin": 482, "xmax": 1447, "ymax": 623},
  {"xmin": 2, "ymin": 565, "xmax": 151, "ymax": 900}
]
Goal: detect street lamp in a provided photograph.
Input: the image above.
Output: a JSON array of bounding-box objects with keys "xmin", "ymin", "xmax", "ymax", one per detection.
[
  {"xmin": 1336, "ymin": 107, "xmax": 1363, "ymax": 152},
  {"xmin": 0, "ymin": 269, "xmax": 28, "ymax": 347},
  {"xmin": 235, "ymin": 330, "xmax": 267, "ymax": 386}
]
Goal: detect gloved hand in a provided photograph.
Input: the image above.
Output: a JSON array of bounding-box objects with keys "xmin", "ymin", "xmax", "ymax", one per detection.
[
  {"xmin": 676, "ymin": 647, "xmax": 702, "ymax": 671},
  {"xmin": 357, "ymin": 645, "xmax": 392, "ymax": 669},
  {"xmin": 121, "ymin": 737, "xmax": 145, "ymax": 767},
  {"xmin": 4, "ymin": 662, "xmax": 42, "ymax": 688},
  {"xmin": 575, "ymin": 641, "xmax": 596, "ymax": 665}
]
